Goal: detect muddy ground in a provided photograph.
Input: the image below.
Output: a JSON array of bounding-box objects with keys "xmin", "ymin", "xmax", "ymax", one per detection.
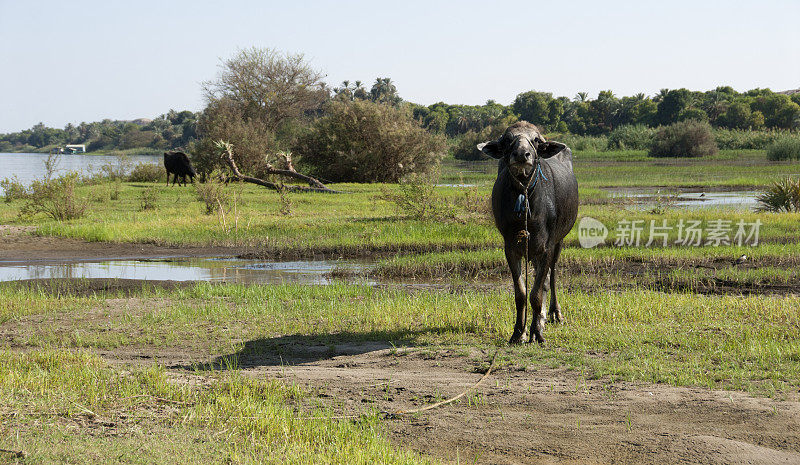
[
  {"xmin": 2, "ymin": 229, "xmax": 800, "ymax": 464},
  {"xmin": 0, "ymin": 225, "xmax": 247, "ymax": 263}
]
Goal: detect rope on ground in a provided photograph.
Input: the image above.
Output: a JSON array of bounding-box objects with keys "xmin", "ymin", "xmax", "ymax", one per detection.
[
  {"xmin": 0, "ymin": 448, "xmax": 26, "ymax": 458},
  {"xmin": 382, "ymin": 348, "xmax": 499, "ymax": 419},
  {"xmin": 276, "ymin": 349, "xmax": 500, "ymax": 422}
]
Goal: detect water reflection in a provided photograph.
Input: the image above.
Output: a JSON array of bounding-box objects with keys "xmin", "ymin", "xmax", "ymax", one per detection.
[
  {"xmin": 603, "ymin": 188, "xmax": 759, "ymax": 210},
  {"xmin": 0, "ymin": 258, "xmax": 372, "ymax": 285}
]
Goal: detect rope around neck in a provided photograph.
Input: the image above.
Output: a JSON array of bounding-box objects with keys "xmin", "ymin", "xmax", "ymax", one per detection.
[{"xmin": 516, "ymin": 159, "xmax": 547, "ymax": 342}]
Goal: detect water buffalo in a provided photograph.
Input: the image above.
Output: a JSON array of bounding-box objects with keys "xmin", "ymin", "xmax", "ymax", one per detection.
[
  {"xmin": 478, "ymin": 122, "xmax": 579, "ymax": 344},
  {"xmin": 163, "ymin": 151, "xmax": 196, "ymax": 186}
]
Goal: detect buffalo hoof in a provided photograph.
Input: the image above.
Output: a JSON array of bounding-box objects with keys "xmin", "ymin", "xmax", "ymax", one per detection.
[
  {"xmin": 529, "ymin": 332, "xmax": 545, "ymax": 344},
  {"xmin": 509, "ymin": 332, "xmax": 528, "ymax": 344},
  {"xmin": 548, "ymin": 310, "xmax": 564, "ymax": 324}
]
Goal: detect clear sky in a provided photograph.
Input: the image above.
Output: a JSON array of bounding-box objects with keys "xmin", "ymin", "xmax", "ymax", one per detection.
[{"xmin": 1, "ymin": 0, "xmax": 798, "ymax": 133}]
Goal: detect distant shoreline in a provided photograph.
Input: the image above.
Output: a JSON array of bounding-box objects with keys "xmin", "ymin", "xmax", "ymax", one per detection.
[{"xmin": 0, "ymin": 149, "xmax": 162, "ymax": 157}]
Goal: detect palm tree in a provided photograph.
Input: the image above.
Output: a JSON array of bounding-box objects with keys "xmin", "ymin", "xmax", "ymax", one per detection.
[
  {"xmin": 370, "ymin": 77, "xmax": 400, "ymax": 105},
  {"xmin": 654, "ymin": 88, "xmax": 670, "ymax": 103}
]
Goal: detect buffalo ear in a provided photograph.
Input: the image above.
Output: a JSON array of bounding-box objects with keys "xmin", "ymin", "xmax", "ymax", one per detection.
[
  {"xmin": 537, "ymin": 141, "xmax": 567, "ymax": 158},
  {"xmin": 477, "ymin": 140, "xmax": 503, "ymax": 159}
]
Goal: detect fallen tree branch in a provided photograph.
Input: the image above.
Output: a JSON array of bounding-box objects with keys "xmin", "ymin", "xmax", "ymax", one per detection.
[{"xmin": 216, "ymin": 141, "xmax": 340, "ymax": 194}]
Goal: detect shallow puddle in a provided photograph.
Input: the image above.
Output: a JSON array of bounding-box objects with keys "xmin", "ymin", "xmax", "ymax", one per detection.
[
  {"xmin": 604, "ymin": 188, "xmax": 759, "ymax": 210},
  {"xmin": 0, "ymin": 257, "xmax": 373, "ymax": 285}
]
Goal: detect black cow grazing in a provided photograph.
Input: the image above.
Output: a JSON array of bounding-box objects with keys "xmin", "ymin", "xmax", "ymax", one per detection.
[
  {"xmin": 478, "ymin": 122, "xmax": 579, "ymax": 344},
  {"xmin": 163, "ymin": 151, "xmax": 196, "ymax": 186}
]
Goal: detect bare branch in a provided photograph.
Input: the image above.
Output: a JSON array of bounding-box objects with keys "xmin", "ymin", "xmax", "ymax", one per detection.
[{"xmin": 215, "ymin": 141, "xmax": 339, "ymax": 194}]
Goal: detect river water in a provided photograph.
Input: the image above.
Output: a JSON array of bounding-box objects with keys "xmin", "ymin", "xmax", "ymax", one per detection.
[{"xmin": 0, "ymin": 152, "xmax": 160, "ymax": 191}]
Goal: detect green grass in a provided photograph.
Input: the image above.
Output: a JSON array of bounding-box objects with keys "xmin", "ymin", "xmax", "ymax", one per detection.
[
  {"xmin": 0, "ymin": 286, "xmax": 98, "ymax": 323},
  {"xmin": 2, "ymin": 283, "xmax": 798, "ymax": 397},
  {"xmin": 2, "ymin": 184, "xmax": 799, "ymax": 255},
  {"xmin": 372, "ymin": 242, "xmax": 800, "ymax": 279},
  {"xmin": 663, "ymin": 266, "xmax": 800, "ymax": 291},
  {"xmin": 2, "ymin": 147, "xmax": 798, "ymax": 253},
  {"xmin": 1, "ymin": 182, "xmax": 499, "ymax": 252},
  {"xmin": 442, "ymin": 149, "xmax": 800, "ymax": 188},
  {"xmin": 0, "ymin": 349, "xmax": 430, "ymax": 464}
]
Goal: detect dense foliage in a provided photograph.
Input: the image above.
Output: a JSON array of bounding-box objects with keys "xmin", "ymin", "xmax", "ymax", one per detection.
[
  {"xmin": 766, "ymin": 137, "xmax": 800, "ymax": 161},
  {"xmin": 295, "ymin": 99, "xmax": 446, "ymax": 182},
  {"xmin": 0, "ymin": 110, "xmax": 198, "ymax": 153},
  {"xmin": 607, "ymin": 125, "xmax": 656, "ymax": 150},
  {"xmin": 452, "ymin": 124, "xmax": 507, "ymax": 161},
  {"xmin": 649, "ymin": 120, "xmax": 718, "ymax": 158}
]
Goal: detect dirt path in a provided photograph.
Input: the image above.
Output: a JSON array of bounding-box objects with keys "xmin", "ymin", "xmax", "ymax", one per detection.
[{"xmin": 229, "ymin": 345, "xmax": 800, "ymax": 465}]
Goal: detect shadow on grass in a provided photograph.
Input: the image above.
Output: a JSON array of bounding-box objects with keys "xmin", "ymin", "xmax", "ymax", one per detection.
[{"xmin": 174, "ymin": 326, "xmax": 475, "ymax": 371}]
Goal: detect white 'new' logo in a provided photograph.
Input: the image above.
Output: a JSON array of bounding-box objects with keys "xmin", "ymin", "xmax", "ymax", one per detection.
[{"xmin": 578, "ymin": 216, "xmax": 607, "ymax": 248}]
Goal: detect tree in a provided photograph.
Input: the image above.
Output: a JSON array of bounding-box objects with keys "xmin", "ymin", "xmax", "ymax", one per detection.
[
  {"xmin": 751, "ymin": 94, "xmax": 800, "ymax": 128},
  {"xmin": 719, "ymin": 102, "xmax": 752, "ymax": 129},
  {"xmin": 202, "ymin": 47, "xmax": 327, "ymax": 132},
  {"xmin": 194, "ymin": 97, "xmax": 278, "ymax": 177},
  {"xmin": 589, "ymin": 90, "xmax": 621, "ymax": 132},
  {"xmin": 655, "ymin": 89, "xmax": 692, "ymax": 126},
  {"xmin": 513, "ymin": 91, "xmax": 554, "ymax": 127},
  {"xmin": 369, "ymin": 77, "xmax": 401, "ymax": 105},
  {"xmin": 295, "ymin": 99, "xmax": 446, "ymax": 183},
  {"xmin": 677, "ymin": 107, "xmax": 709, "ymax": 122}
]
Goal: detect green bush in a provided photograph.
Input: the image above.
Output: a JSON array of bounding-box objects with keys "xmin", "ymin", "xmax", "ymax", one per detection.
[
  {"xmin": 295, "ymin": 99, "xmax": 446, "ymax": 182},
  {"xmin": 452, "ymin": 125, "xmax": 505, "ymax": 161},
  {"xmin": 195, "ymin": 172, "xmax": 232, "ymax": 214},
  {"xmin": 139, "ymin": 186, "xmax": 158, "ymax": 211},
  {"xmin": 757, "ymin": 177, "xmax": 800, "ymax": 212},
  {"xmin": 128, "ymin": 162, "xmax": 164, "ymax": 183},
  {"xmin": 1, "ymin": 176, "xmax": 27, "ymax": 203},
  {"xmin": 607, "ymin": 125, "xmax": 655, "ymax": 150},
  {"xmin": 766, "ymin": 137, "xmax": 800, "ymax": 161},
  {"xmin": 381, "ymin": 171, "xmax": 453, "ymax": 220},
  {"xmin": 20, "ymin": 173, "xmax": 87, "ymax": 220},
  {"xmin": 649, "ymin": 120, "xmax": 718, "ymax": 158}
]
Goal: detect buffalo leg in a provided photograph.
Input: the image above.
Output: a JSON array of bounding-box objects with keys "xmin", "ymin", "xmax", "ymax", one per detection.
[
  {"xmin": 528, "ymin": 253, "xmax": 550, "ymax": 344},
  {"xmin": 548, "ymin": 242, "xmax": 564, "ymax": 324},
  {"xmin": 166, "ymin": 173, "xmax": 171, "ymax": 186},
  {"xmin": 505, "ymin": 244, "xmax": 528, "ymax": 344}
]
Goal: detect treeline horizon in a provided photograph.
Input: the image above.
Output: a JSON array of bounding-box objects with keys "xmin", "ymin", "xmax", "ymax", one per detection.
[{"xmin": 2, "ymin": 84, "xmax": 798, "ymax": 154}]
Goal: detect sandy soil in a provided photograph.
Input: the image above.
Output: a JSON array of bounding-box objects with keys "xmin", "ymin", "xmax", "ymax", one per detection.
[
  {"xmin": 195, "ymin": 343, "xmax": 798, "ymax": 465},
  {"xmin": 157, "ymin": 344, "xmax": 800, "ymax": 464}
]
